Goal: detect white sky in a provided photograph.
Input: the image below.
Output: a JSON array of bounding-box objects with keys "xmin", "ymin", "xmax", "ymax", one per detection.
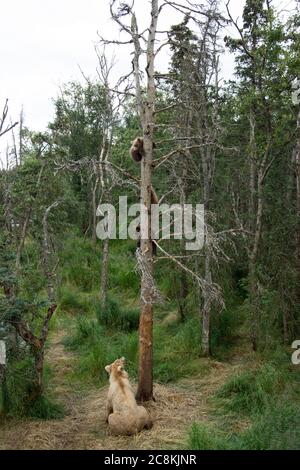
[{"xmin": 0, "ymin": 0, "xmax": 296, "ymax": 162}]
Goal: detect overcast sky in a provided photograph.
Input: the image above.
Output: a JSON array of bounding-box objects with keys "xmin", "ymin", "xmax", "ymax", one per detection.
[{"xmin": 0, "ymin": 0, "xmax": 296, "ymax": 162}]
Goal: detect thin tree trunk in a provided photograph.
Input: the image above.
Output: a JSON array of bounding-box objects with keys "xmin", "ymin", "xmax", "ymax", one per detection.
[
  {"xmin": 100, "ymin": 238, "xmax": 110, "ymax": 310},
  {"xmin": 42, "ymin": 201, "xmax": 59, "ymax": 303},
  {"xmin": 295, "ymin": 108, "xmax": 300, "ymax": 307},
  {"xmin": 136, "ymin": 0, "xmax": 158, "ymax": 402},
  {"xmin": 15, "ymin": 209, "xmax": 31, "ymax": 272},
  {"xmin": 33, "ymin": 349, "xmax": 45, "ymax": 397},
  {"xmin": 177, "ymin": 172, "xmax": 188, "ymax": 321},
  {"xmin": 249, "ymin": 172, "xmax": 264, "ymax": 351},
  {"xmin": 92, "ymin": 176, "xmax": 99, "ymax": 247},
  {"xmin": 19, "ymin": 107, "xmax": 24, "ymax": 165},
  {"xmin": 0, "ymin": 341, "xmax": 5, "ymax": 385},
  {"xmin": 202, "ymin": 253, "xmax": 212, "ymax": 355},
  {"xmin": 201, "ymin": 144, "xmax": 213, "ymax": 356}
]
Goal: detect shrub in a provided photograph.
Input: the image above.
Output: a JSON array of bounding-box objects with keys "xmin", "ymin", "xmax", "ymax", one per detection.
[
  {"xmin": 0, "ymin": 355, "xmax": 64, "ymax": 419},
  {"xmin": 1, "ymin": 355, "xmax": 35, "ymax": 417}
]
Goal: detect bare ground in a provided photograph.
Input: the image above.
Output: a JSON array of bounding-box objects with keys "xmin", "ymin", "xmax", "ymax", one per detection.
[{"xmin": 0, "ymin": 330, "xmax": 245, "ymax": 450}]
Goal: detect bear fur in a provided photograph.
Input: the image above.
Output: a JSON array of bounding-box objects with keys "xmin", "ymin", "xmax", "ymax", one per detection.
[{"xmin": 105, "ymin": 357, "xmax": 152, "ymax": 435}]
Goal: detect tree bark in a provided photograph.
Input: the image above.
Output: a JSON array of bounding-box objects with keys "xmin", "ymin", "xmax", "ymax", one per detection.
[
  {"xmin": 201, "ymin": 153, "xmax": 212, "ymax": 356},
  {"xmin": 42, "ymin": 202, "xmax": 59, "ymax": 303},
  {"xmin": 15, "ymin": 209, "xmax": 31, "ymax": 272},
  {"xmin": 92, "ymin": 176, "xmax": 100, "ymax": 248},
  {"xmin": 295, "ymin": 108, "xmax": 300, "ymax": 307},
  {"xmin": 248, "ymin": 110, "xmax": 271, "ymax": 351},
  {"xmin": 100, "ymin": 238, "xmax": 110, "ymax": 310},
  {"xmin": 136, "ymin": 0, "xmax": 159, "ymax": 402}
]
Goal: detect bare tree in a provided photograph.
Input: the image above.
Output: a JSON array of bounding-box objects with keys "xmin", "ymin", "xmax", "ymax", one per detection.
[
  {"xmin": 0, "ymin": 99, "xmax": 18, "ymax": 139},
  {"xmin": 100, "ymin": 0, "xmax": 227, "ymax": 398}
]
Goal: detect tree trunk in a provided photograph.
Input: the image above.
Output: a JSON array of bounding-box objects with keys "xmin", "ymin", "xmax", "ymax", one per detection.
[
  {"xmin": 249, "ymin": 170, "xmax": 264, "ymax": 351},
  {"xmin": 15, "ymin": 209, "xmax": 31, "ymax": 272},
  {"xmin": 295, "ymin": 108, "xmax": 300, "ymax": 307},
  {"xmin": 0, "ymin": 364, "xmax": 5, "ymax": 385},
  {"xmin": 33, "ymin": 348, "xmax": 45, "ymax": 397},
  {"xmin": 92, "ymin": 176, "xmax": 99, "ymax": 248},
  {"xmin": 100, "ymin": 238, "xmax": 110, "ymax": 310},
  {"xmin": 42, "ymin": 202, "xmax": 59, "ymax": 304},
  {"xmin": 177, "ymin": 173, "xmax": 188, "ymax": 321},
  {"xmin": 136, "ymin": 0, "xmax": 158, "ymax": 402},
  {"xmin": 0, "ymin": 341, "xmax": 5, "ymax": 385},
  {"xmin": 201, "ymin": 146, "xmax": 213, "ymax": 356},
  {"xmin": 202, "ymin": 253, "xmax": 212, "ymax": 356}
]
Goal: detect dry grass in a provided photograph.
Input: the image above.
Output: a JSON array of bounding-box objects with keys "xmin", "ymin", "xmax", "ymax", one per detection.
[{"xmin": 0, "ymin": 330, "xmax": 240, "ymax": 450}]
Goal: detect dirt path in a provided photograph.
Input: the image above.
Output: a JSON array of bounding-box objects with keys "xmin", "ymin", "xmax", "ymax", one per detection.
[{"xmin": 0, "ymin": 330, "xmax": 239, "ymax": 450}]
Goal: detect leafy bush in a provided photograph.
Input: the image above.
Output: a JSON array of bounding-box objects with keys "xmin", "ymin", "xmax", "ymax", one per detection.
[
  {"xmin": 0, "ymin": 355, "xmax": 64, "ymax": 419},
  {"xmin": 1, "ymin": 356, "xmax": 35, "ymax": 417}
]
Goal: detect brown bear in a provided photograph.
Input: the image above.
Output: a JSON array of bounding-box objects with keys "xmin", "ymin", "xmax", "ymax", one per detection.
[{"xmin": 105, "ymin": 357, "xmax": 152, "ymax": 435}]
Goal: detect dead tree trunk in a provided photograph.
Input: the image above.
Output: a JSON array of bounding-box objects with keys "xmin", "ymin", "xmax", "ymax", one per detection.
[
  {"xmin": 248, "ymin": 110, "xmax": 271, "ymax": 351},
  {"xmin": 295, "ymin": 108, "xmax": 300, "ymax": 308},
  {"xmin": 0, "ymin": 341, "xmax": 6, "ymax": 386},
  {"xmin": 15, "ymin": 209, "xmax": 31, "ymax": 272},
  {"xmin": 42, "ymin": 201, "xmax": 60, "ymax": 304},
  {"xmin": 92, "ymin": 175, "xmax": 100, "ymax": 247},
  {"xmin": 100, "ymin": 237, "xmax": 110, "ymax": 309},
  {"xmin": 136, "ymin": 0, "xmax": 159, "ymax": 402},
  {"xmin": 201, "ymin": 147, "xmax": 213, "ymax": 356}
]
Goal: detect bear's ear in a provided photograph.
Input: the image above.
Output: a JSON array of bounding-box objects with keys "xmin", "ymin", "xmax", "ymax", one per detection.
[
  {"xmin": 105, "ymin": 364, "xmax": 111, "ymax": 374},
  {"xmin": 120, "ymin": 356, "xmax": 126, "ymax": 363}
]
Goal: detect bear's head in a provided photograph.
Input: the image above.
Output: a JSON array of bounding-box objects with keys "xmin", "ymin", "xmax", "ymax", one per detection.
[{"xmin": 105, "ymin": 357, "xmax": 127, "ymax": 379}]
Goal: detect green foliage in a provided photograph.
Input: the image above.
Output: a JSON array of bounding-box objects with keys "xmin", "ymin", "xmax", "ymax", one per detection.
[
  {"xmin": 0, "ymin": 356, "xmax": 35, "ymax": 417},
  {"xmin": 188, "ymin": 402, "xmax": 300, "ymax": 450},
  {"xmin": 215, "ymin": 364, "xmax": 287, "ymax": 415},
  {"xmin": 96, "ymin": 297, "xmax": 139, "ymax": 332},
  {"xmin": 0, "ymin": 355, "xmax": 64, "ymax": 419},
  {"xmin": 188, "ymin": 422, "xmax": 230, "ymax": 450},
  {"xmin": 58, "ymin": 236, "xmax": 101, "ymax": 292},
  {"xmin": 237, "ymin": 403, "xmax": 300, "ymax": 450},
  {"xmin": 211, "ymin": 304, "xmax": 240, "ymax": 357},
  {"xmin": 27, "ymin": 395, "xmax": 65, "ymax": 420},
  {"xmin": 153, "ymin": 317, "xmax": 211, "ymax": 383},
  {"xmin": 58, "ymin": 285, "xmax": 89, "ymax": 315},
  {"xmin": 63, "ymin": 316, "xmax": 138, "ymax": 386}
]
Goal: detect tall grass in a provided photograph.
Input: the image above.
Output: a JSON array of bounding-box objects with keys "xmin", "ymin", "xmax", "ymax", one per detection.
[
  {"xmin": 96, "ymin": 297, "xmax": 139, "ymax": 332},
  {"xmin": 215, "ymin": 364, "xmax": 286, "ymax": 415},
  {"xmin": 188, "ymin": 402, "xmax": 300, "ymax": 450},
  {"xmin": 63, "ymin": 316, "xmax": 139, "ymax": 386},
  {"xmin": 188, "ymin": 359, "xmax": 300, "ymax": 450},
  {"xmin": 0, "ymin": 355, "xmax": 64, "ymax": 419}
]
